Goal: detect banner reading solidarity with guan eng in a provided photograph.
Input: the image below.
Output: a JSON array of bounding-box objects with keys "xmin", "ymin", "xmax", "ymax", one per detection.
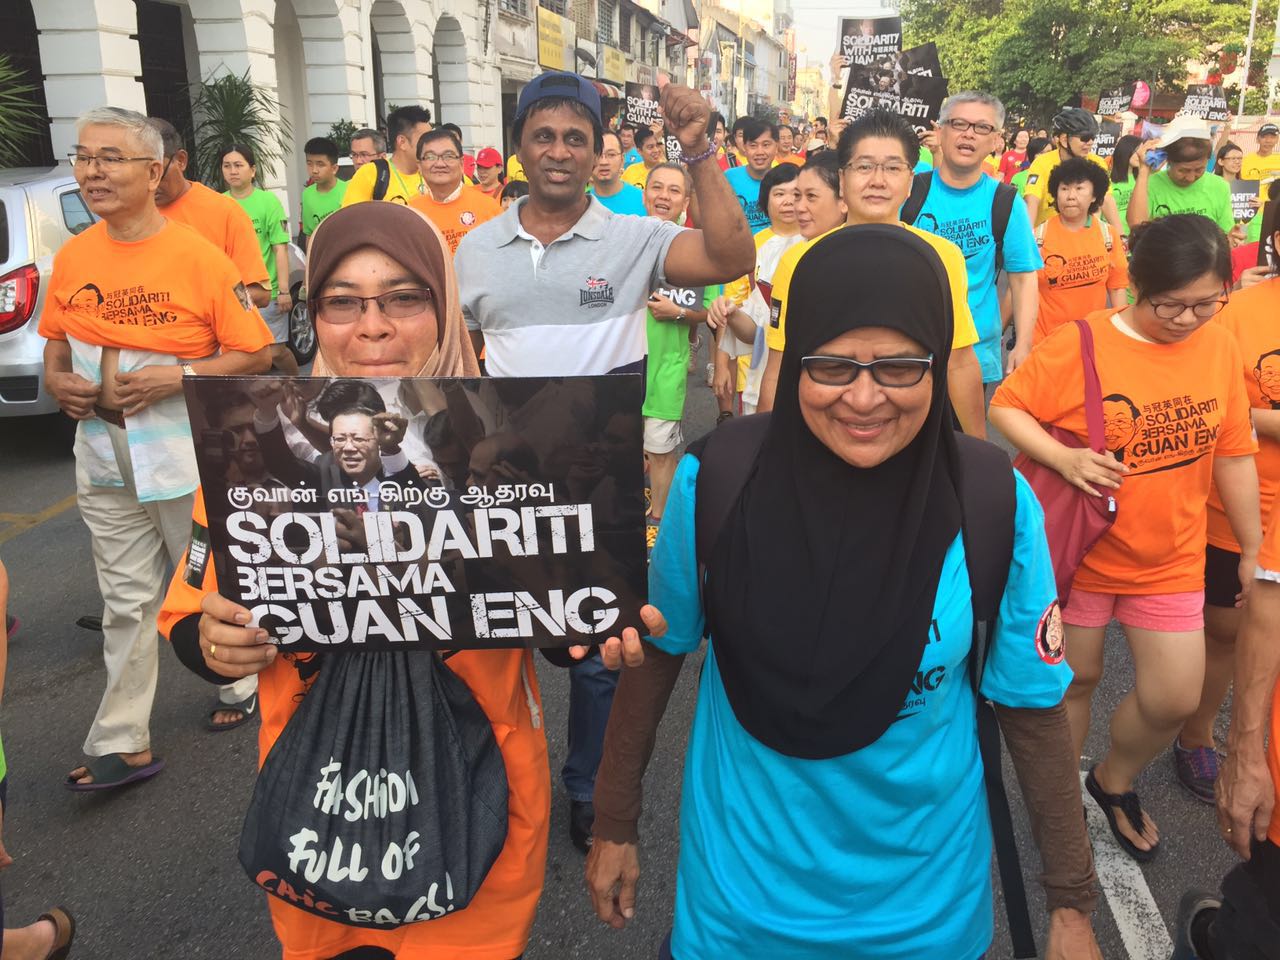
[
  {"xmin": 839, "ymin": 15, "xmax": 902, "ymax": 67},
  {"xmin": 184, "ymin": 375, "xmax": 647, "ymax": 652},
  {"xmin": 841, "ymin": 64, "xmax": 948, "ymax": 138},
  {"xmin": 1184, "ymin": 84, "xmax": 1230, "ymax": 123},
  {"xmin": 1098, "ymin": 84, "xmax": 1136, "ymax": 117},
  {"xmin": 1095, "ymin": 120, "xmax": 1122, "ymax": 160}
]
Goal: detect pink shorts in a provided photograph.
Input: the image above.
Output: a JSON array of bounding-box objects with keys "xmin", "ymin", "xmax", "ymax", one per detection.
[{"xmin": 1061, "ymin": 589, "xmax": 1205, "ymax": 632}]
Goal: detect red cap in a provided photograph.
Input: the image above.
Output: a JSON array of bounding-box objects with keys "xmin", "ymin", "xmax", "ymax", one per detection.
[
  {"xmin": 476, "ymin": 147, "xmax": 503, "ymax": 167},
  {"xmin": 462, "ymin": 154, "xmax": 476, "ymax": 178}
]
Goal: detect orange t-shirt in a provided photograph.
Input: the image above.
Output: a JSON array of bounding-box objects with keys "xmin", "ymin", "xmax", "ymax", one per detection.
[
  {"xmin": 992, "ymin": 309, "xmax": 1257, "ymax": 594},
  {"xmin": 409, "ymin": 184, "xmax": 501, "ymax": 256},
  {"xmin": 164, "ymin": 181, "xmax": 271, "ymax": 288},
  {"xmin": 1252, "ymin": 512, "xmax": 1280, "ymax": 845},
  {"xmin": 1207, "ymin": 277, "xmax": 1280, "ymax": 551},
  {"xmin": 1034, "ymin": 216, "xmax": 1129, "ymax": 343},
  {"xmin": 38, "ymin": 220, "xmax": 271, "ymax": 358},
  {"xmin": 157, "ymin": 493, "xmax": 550, "ymax": 960}
]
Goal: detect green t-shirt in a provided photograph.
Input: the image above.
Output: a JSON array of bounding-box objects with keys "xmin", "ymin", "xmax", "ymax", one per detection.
[
  {"xmin": 1010, "ymin": 169, "xmax": 1030, "ymax": 193},
  {"xmin": 1145, "ymin": 170, "xmax": 1234, "ymax": 233},
  {"xmin": 302, "ymin": 179, "xmax": 347, "ymax": 238},
  {"xmin": 1110, "ymin": 175, "xmax": 1135, "ymax": 236},
  {"xmin": 644, "ymin": 285, "xmax": 719, "ymax": 422},
  {"xmin": 226, "ymin": 188, "xmax": 290, "ymax": 297}
]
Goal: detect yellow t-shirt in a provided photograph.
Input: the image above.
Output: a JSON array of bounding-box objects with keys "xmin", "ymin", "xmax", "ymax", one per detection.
[
  {"xmin": 506, "ymin": 154, "xmax": 527, "ymax": 183},
  {"xmin": 1021, "ymin": 149, "xmax": 1109, "ymax": 225},
  {"xmin": 621, "ymin": 162, "xmax": 652, "ymax": 189},
  {"xmin": 340, "ymin": 158, "xmax": 424, "ymax": 206},
  {"xmin": 1242, "ymin": 151, "xmax": 1280, "ymax": 202},
  {"xmin": 765, "ymin": 224, "xmax": 979, "ymax": 354}
]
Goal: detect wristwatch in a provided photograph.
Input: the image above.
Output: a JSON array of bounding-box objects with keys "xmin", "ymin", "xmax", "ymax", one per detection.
[
  {"xmin": 181, "ymin": 363, "xmax": 197, "ymax": 377},
  {"xmin": 677, "ymin": 309, "xmax": 687, "ymax": 323}
]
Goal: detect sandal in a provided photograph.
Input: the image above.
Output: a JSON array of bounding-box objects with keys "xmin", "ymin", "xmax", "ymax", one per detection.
[
  {"xmin": 39, "ymin": 906, "xmax": 75, "ymax": 959},
  {"xmin": 65, "ymin": 754, "xmax": 164, "ymax": 793},
  {"xmin": 207, "ymin": 692, "xmax": 258, "ymax": 732},
  {"xmin": 1085, "ymin": 764, "xmax": 1159, "ymax": 862}
]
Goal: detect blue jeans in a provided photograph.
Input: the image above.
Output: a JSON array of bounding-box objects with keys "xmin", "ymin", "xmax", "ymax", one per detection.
[{"xmin": 562, "ymin": 652, "xmax": 618, "ymax": 802}]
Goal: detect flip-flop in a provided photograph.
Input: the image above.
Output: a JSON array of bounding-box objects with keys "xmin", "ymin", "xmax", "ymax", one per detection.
[
  {"xmin": 1085, "ymin": 765, "xmax": 1159, "ymax": 862},
  {"xmin": 65, "ymin": 754, "xmax": 164, "ymax": 792},
  {"xmin": 38, "ymin": 906, "xmax": 75, "ymax": 959},
  {"xmin": 207, "ymin": 692, "xmax": 258, "ymax": 732}
]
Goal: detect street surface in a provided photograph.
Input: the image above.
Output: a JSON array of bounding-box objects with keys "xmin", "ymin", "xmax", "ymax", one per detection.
[{"xmin": 0, "ymin": 351, "xmax": 1242, "ymax": 959}]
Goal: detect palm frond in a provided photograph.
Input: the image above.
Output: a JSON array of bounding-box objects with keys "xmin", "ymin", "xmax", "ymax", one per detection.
[
  {"xmin": 188, "ymin": 69, "xmax": 292, "ymax": 185},
  {"xmin": 0, "ymin": 54, "xmax": 46, "ymax": 167}
]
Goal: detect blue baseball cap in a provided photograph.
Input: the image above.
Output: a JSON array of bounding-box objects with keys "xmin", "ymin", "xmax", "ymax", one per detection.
[{"xmin": 515, "ymin": 71, "xmax": 602, "ymax": 126}]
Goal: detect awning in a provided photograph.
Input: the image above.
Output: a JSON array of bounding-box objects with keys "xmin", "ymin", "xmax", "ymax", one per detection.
[{"xmin": 592, "ymin": 80, "xmax": 624, "ymax": 98}]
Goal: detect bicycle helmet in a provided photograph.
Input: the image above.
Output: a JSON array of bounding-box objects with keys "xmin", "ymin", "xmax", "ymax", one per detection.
[{"xmin": 1051, "ymin": 107, "xmax": 1099, "ymax": 137}]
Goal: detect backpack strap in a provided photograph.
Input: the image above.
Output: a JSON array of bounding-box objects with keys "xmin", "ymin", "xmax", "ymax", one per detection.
[
  {"xmin": 372, "ymin": 157, "xmax": 391, "ymax": 202},
  {"xmin": 955, "ymin": 433, "xmax": 1037, "ymax": 959},
  {"xmin": 1033, "ymin": 220, "xmax": 1047, "ymax": 247},
  {"xmin": 689, "ymin": 415, "xmax": 770, "ymax": 634},
  {"xmin": 898, "ymin": 171, "xmax": 934, "ymax": 226},
  {"xmin": 1099, "ymin": 218, "xmax": 1113, "ymax": 251},
  {"xmin": 990, "ymin": 181, "xmax": 1019, "ymax": 277}
]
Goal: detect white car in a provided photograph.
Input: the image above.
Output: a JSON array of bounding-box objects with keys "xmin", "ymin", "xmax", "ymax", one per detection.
[{"xmin": 0, "ymin": 166, "xmax": 94, "ymax": 417}]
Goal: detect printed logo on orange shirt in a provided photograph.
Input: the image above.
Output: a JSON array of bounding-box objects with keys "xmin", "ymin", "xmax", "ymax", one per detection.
[
  {"xmin": 1104, "ymin": 390, "xmax": 1224, "ymax": 474},
  {"xmin": 71, "ymin": 281, "xmax": 183, "ymax": 327},
  {"xmin": 1254, "ymin": 349, "xmax": 1280, "ymax": 409}
]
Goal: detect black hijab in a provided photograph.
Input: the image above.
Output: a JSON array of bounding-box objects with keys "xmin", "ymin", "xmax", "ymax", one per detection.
[{"xmin": 705, "ymin": 225, "xmax": 962, "ymax": 759}]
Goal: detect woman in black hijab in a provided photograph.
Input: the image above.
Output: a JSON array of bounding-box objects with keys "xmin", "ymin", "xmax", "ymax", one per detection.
[{"xmin": 586, "ymin": 226, "xmax": 1101, "ymax": 959}]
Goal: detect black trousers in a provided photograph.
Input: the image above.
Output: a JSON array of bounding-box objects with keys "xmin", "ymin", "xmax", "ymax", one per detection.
[{"xmin": 1204, "ymin": 839, "xmax": 1280, "ymax": 960}]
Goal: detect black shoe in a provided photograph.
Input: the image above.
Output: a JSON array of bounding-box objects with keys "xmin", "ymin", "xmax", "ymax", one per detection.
[
  {"xmin": 569, "ymin": 799, "xmax": 594, "ymax": 854},
  {"xmin": 1171, "ymin": 889, "xmax": 1220, "ymax": 960}
]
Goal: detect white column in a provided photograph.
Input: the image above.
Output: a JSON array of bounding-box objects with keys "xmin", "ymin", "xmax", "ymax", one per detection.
[{"xmin": 34, "ymin": 0, "xmax": 146, "ymax": 158}]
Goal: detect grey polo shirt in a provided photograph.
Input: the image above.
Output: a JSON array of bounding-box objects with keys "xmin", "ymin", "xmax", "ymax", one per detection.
[{"xmin": 455, "ymin": 195, "xmax": 682, "ymax": 377}]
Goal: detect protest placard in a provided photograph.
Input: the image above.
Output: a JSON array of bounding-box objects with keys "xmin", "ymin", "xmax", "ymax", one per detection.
[
  {"xmin": 1095, "ymin": 120, "xmax": 1123, "ymax": 160},
  {"xmin": 624, "ymin": 81, "xmax": 662, "ymax": 127},
  {"xmin": 1184, "ymin": 84, "xmax": 1230, "ymax": 123},
  {"xmin": 184, "ymin": 375, "xmax": 648, "ymax": 652},
  {"xmin": 896, "ymin": 42, "xmax": 942, "ymax": 78},
  {"xmin": 1098, "ymin": 84, "xmax": 1135, "ymax": 117},
  {"xmin": 1232, "ymin": 180, "xmax": 1260, "ymax": 225},
  {"xmin": 664, "ymin": 133, "xmax": 682, "ymax": 163},
  {"xmin": 841, "ymin": 64, "xmax": 948, "ymax": 138},
  {"xmin": 839, "ymin": 15, "xmax": 902, "ymax": 67}
]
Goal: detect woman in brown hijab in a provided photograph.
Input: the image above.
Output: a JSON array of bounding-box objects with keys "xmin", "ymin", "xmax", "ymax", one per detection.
[{"xmin": 158, "ymin": 204, "xmax": 594, "ymax": 959}]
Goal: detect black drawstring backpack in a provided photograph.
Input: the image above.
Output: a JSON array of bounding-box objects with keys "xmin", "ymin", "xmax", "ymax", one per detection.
[{"xmin": 238, "ymin": 650, "xmax": 509, "ymax": 928}]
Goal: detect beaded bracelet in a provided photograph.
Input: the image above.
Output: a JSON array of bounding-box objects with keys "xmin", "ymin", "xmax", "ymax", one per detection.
[{"xmin": 680, "ymin": 141, "xmax": 718, "ymax": 166}]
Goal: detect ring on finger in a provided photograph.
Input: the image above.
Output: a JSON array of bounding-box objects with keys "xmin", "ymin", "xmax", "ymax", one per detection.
[{"xmin": 209, "ymin": 643, "xmax": 218, "ymax": 659}]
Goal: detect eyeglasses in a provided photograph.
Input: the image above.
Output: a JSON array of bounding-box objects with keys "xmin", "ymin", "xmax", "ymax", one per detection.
[
  {"xmin": 351, "ymin": 151, "xmax": 380, "ymax": 161},
  {"xmin": 942, "ymin": 119, "xmax": 999, "ymax": 136},
  {"xmin": 313, "ymin": 288, "xmax": 434, "ymax": 323},
  {"xmin": 600, "ymin": 150, "xmax": 623, "ymax": 159},
  {"xmin": 1148, "ymin": 289, "xmax": 1229, "ymax": 320},
  {"xmin": 420, "ymin": 151, "xmax": 460, "ymax": 163},
  {"xmin": 68, "ymin": 153, "xmax": 155, "ymax": 170},
  {"xmin": 1074, "ymin": 134, "xmax": 1097, "ymax": 143},
  {"xmin": 801, "ymin": 354, "xmax": 934, "ymax": 387},
  {"xmin": 842, "ymin": 160, "xmax": 912, "ymax": 177},
  {"xmin": 330, "ymin": 434, "xmax": 375, "ymax": 448}
]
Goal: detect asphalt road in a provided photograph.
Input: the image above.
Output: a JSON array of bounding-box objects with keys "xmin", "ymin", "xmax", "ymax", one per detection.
[{"xmin": 0, "ymin": 355, "xmax": 1243, "ymax": 959}]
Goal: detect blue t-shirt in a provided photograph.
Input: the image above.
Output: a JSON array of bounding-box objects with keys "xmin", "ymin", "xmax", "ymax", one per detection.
[
  {"xmin": 910, "ymin": 174, "xmax": 1042, "ymax": 382},
  {"xmin": 725, "ymin": 165, "xmax": 771, "ymax": 234},
  {"xmin": 589, "ymin": 182, "xmax": 647, "ymax": 217},
  {"xmin": 624, "ymin": 147, "xmax": 643, "ymax": 167},
  {"xmin": 649, "ymin": 455, "xmax": 1068, "ymax": 960}
]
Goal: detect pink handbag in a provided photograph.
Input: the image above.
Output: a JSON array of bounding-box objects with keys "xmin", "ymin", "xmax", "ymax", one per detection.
[{"xmin": 1012, "ymin": 319, "xmax": 1118, "ymax": 604}]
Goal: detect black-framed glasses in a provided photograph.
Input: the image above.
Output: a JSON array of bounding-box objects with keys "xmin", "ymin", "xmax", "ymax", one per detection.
[
  {"xmin": 312, "ymin": 288, "xmax": 434, "ymax": 323},
  {"xmin": 842, "ymin": 159, "xmax": 912, "ymax": 177},
  {"xmin": 419, "ymin": 151, "xmax": 461, "ymax": 163},
  {"xmin": 1074, "ymin": 133, "xmax": 1097, "ymax": 143},
  {"xmin": 800, "ymin": 354, "xmax": 934, "ymax": 387},
  {"xmin": 68, "ymin": 153, "xmax": 155, "ymax": 170},
  {"xmin": 942, "ymin": 119, "xmax": 998, "ymax": 136},
  {"xmin": 1148, "ymin": 288, "xmax": 1230, "ymax": 320}
]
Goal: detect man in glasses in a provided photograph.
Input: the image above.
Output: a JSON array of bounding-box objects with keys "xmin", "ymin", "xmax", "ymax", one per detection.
[
  {"xmin": 408, "ymin": 128, "xmax": 500, "ymax": 256},
  {"xmin": 1128, "ymin": 115, "xmax": 1236, "ymax": 238},
  {"xmin": 1023, "ymin": 107, "xmax": 1119, "ymax": 229},
  {"xmin": 41, "ymin": 106, "xmax": 272, "ymax": 784},
  {"xmin": 147, "ymin": 118, "xmax": 271, "ymax": 309},
  {"xmin": 348, "ymin": 128, "xmax": 385, "ymax": 169},
  {"xmin": 901, "ymin": 92, "xmax": 1042, "ymax": 380}
]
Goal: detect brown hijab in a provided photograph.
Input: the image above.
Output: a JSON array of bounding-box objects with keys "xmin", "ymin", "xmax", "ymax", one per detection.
[{"xmin": 306, "ymin": 202, "xmax": 479, "ymax": 378}]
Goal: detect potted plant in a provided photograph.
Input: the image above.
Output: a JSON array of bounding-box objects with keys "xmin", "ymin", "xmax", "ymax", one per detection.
[
  {"xmin": 187, "ymin": 69, "xmax": 291, "ymax": 184},
  {"xmin": 0, "ymin": 54, "xmax": 45, "ymax": 167}
]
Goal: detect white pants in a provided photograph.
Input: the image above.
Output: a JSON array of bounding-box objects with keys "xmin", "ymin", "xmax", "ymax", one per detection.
[{"xmin": 77, "ymin": 422, "xmax": 255, "ymax": 757}]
